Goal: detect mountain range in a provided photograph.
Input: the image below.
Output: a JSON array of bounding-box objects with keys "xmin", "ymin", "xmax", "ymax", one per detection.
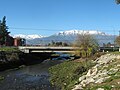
[
  {"xmin": 12, "ymin": 30, "xmax": 117, "ymax": 46},
  {"xmin": 13, "ymin": 34, "xmax": 44, "ymax": 40}
]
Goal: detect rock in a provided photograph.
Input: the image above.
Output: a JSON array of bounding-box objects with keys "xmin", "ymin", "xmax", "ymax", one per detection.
[
  {"xmin": 72, "ymin": 54, "xmax": 120, "ymax": 90},
  {"xmin": 86, "ymin": 67, "xmax": 98, "ymax": 77},
  {"xmin": 99, "ymin": 69, "xmax": 108, "ymax": 76},
  {"xmin": 80, "ymin": 77, "xmax": 95, "ymax": 87},
  {"xmin": 116, "ymin": 55, "xmax": 120, "ymax": 59},
  {"xmin": 95, "ymin": 54, "xmax": 119, "ymax": 65},
  {"xmin": 79, "ymin": 75, "xmax": 86, "ymax": 82},
  {"xmin": 19, "ymin": 65, "xmax": 26, "ymax": 68},
  {"xmin": 95, "ymin": 76, "xmax": 111, "ymax": 83},
  {"xmin": 117, "ymin": 81, "xmax": 120, "ymax": 84},
  {"xmin": 108, "ymin": 68, "xmax": 119, "ymax": 75},
  {"xmin": 72, "ymin": 85, "xmax": 83, "ymax": 90},
  {"xmin": 97, "ymin": 88, "xmax": 104, "ymax": 90},
  {"xmin": 95, "ymin": 78, "xmax": 104, "ymax": 83},
  {"xmin": 117, "ymin": 64, "xmax": 120, "ymax": 67},
  {"xmin": 86, "ymin": 69, "xmax": 91, "ymax": 77},
  {"xmin": 111, "ymin": 85, "xmax": 115, "ymax": 88},
  {"xmin": 63, "ymin": 83, "xmax": 67, "ymax": 86}
]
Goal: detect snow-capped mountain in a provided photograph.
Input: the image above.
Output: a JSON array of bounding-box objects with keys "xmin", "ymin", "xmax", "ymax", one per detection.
[
  {"xmin": 55, "ymin": 30, "xmax": 106, "ymax": 36},
  {"xmin": 26, "ymin": 30, "xmax": 116, "ymax": 46},
  {"xmin": 13, "ymin": 34, "xmax": 45, "ymax": 40},
  {"xmin": 12, "ymin": 30, "xmax": 116, "ymax": 46}
]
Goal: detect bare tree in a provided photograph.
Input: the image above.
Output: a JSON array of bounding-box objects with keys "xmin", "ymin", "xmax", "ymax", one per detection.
[
  {"xmin": 73, "ymin": 33, "xmax": 98, "ymax": 58},
  {"xmin": 115, "ymin": 36, "xmax": 120, "ymax": 46}
]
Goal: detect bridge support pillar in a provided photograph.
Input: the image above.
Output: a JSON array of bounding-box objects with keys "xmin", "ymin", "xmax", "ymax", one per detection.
[
  {"xmin": 119, "ymin": 47, "xmax": 120, "ymax": 52},
  {"xmin": 24, "ymin": 49, "xmax": 29, "ymax": 53}
]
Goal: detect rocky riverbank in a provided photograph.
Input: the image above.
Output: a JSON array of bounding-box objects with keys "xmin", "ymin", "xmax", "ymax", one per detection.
[
  {"xmin": 0, "ymin": 51, "xmax": 51, "ymax": 71},
  {"xmin": 0, "ymin": 51, "xmax": 23, "ymax": 71},
  {"xmin": 72, "ymin": 53, "xmax": 120, "ymax": 90},
  {"xmin": 49, "ymin": 53, "xmax": 120, "ymax": 90}
]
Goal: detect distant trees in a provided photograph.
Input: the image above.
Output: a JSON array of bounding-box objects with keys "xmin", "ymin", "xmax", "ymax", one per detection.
[
  {"xmin": 103, "ymin": 42, "xmax": 114, "ymax": 47},
  {"xmin": 48, "ymin": 41, "xmax": 69, "ymax": 46},
  {"xmin": 0, "ymin": 16, "xmax": 10, "ymax": 46},
  {"xmin": 74, "ymin": 34, "xmax": 99, "ymax": 58}
]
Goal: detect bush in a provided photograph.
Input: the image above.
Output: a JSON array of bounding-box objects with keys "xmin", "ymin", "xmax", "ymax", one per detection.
[{"xmin": 73, "ymin": 34, "xmax": 99, "ymax": 58}]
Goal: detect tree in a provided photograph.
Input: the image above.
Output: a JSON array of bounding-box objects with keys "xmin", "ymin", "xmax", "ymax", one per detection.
[
  {"xmin": 115, "ymin": 36, "xmax": 120, "ymax": 46},
  {"xmin": 0, "ymin": 16, "xmax": 10, "ymax": 45},
  {"xmin": 74, "ymin": 34, "xmax": 99, "ymax": 58},
  {"xmin": 116, "ymin": 0, "xmax": 120, "ymax": 4}
]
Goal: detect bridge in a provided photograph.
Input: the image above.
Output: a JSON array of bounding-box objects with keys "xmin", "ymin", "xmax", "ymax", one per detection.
[
  {"xmin": 18, "ymin": 46, "xmax": 76, "ymax": 53},
  {"xmin": 18, "ymin": 46, "xmax": 120, "ymax": 53}
]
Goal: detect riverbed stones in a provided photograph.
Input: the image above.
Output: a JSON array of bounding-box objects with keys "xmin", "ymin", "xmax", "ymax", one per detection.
[
  {"xmin": 79, "ymin": 76, "xmax": 86, "ymax": 82},
  {"xmin": 86, "ymin": 66, "xmax": 98, "ymax": 77},
  {"xmin": 73, "ymin": 84, "xmax": 83, "ymax": 90},
  {"xmin": 97, "ymin": 88, "xmax": 104, "ymax": 90},
  {"xmin": 108, "ymin": 68, "xmax": 119, "ymax": 75}
]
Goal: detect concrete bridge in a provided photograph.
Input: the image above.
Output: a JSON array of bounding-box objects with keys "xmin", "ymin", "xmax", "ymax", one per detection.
[
  {"xmin": 18, "ymin": 46, "xmax": 76, "ymax": 53},
  {"xmin": 18, "ymin": 46, "xmax": 120, "ymax": 53}
]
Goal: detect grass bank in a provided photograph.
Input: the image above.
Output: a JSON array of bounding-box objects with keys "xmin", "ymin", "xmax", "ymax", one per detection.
[
  {"xmin": 48, "ymin": 52, "xmax": 120, "ymax": 90},
  {"xmin": 49, "ymin": 60, "xmax": 95, "ymax": 90},
  {"xmin": 0, "ymin": 47, "xmax": 52, "ymax": 71},
  {"xmin": 0, "ymin": 47, "xmax": 19, "ymax": 52}
]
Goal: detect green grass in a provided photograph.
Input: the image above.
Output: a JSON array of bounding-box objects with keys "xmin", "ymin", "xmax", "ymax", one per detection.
[
  {"xmin": 88, "ymin": 85, "xmax": 113, "ymax": 90},
  {"xmin": 49, "ymin": 60, "xmax": 95, "ymax": 90},
  {"xmin": 108, "ymin": 51, "xmax": 120, "ymax": 54},
  {"xmin": 0, "ymin": 76, "xmax": 4, "ymax": 80},
  {"xmin": 0, "ymin": 47, "xmax": 19, "ymax": 52}
]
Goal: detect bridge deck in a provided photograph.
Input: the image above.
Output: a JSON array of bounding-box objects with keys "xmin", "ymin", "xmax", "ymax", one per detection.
[
  {"xmin": 18, "ymin": 46, "xmax": 120, "ymax": 53},
  {"xmin": 18, "ymin": 46, "xmax": 76, "ymax": 53}
]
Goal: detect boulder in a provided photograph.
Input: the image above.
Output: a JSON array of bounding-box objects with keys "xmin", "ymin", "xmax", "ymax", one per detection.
[{"xmin": 97, "ymin": 88, "xmax": 104, "ymax": 90}]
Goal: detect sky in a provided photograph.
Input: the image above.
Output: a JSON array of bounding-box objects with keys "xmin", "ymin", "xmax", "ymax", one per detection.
[{"xmin": 0, "ymin": 0, "xmax": 120, "ymax": 36}]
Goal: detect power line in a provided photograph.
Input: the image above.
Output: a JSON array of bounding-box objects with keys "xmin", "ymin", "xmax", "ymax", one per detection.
[
  {"xmin": 9, "ymin": 27, "xmax": 118, "ymax": 32},
  {"xmin": 9, "ymin": 27, "xmax": 64, "ymax": 31}
]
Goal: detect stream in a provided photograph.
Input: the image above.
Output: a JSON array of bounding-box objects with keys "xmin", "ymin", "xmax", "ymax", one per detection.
[{"xmin": 0, "ymin": 60, "xmax": 62, "ymax": 90}]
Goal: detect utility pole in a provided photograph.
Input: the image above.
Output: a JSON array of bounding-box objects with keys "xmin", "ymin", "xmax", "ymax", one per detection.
[
  {"xmin": 118, "ymin": 30, "xmax": 120, "ymax": 52},
  {"xmin": 119, "ymin": 30, "xmax": 120, "ymax": 36}
]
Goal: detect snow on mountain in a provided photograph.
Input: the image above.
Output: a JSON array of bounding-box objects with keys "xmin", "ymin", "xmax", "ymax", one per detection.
[
  {"xmin": 13, "ymin": 30, "xmax": 106, "ymax": 40},
  {"xmin": 12, "ymin": 30, "xmax": 115, "ymax": 46},
  {"xmin": 13, "ymin": 34, "xmax": 45, "ymax": 40},
  {"xmin": 27, "ymin": 30, "xmax": 115, "ymax": 46},
  {"xmin": 55, "ymin": 30, "xmax": 106, "ymax": 36}
]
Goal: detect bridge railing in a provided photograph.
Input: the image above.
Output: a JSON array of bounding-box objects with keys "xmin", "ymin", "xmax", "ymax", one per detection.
[{"xmin": 18, "ymin": 46, "xmax": 78, "ymax": 53}]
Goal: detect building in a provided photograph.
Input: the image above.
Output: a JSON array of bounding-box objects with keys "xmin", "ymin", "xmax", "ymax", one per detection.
[
  {"xmin": 14, "ymin": 38, "xmax": 26, "ymax": 46},
  {"xmin": 6, "ymin": 35, "xmax": 14, "ymax": 46}
]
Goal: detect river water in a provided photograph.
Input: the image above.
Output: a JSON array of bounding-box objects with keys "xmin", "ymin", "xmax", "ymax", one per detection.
[{"xmin": 0, "ymin": 60, "xmax": 62, "ymax": 90}]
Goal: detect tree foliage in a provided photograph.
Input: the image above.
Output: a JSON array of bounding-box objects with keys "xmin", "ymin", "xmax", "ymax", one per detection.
[
  {"xmin": 0, "ymin": 16, "xmax": 10, "ymax": 45},
  {"xmin": 116, "ymin": 0, "xmax": 120, "ymax": 4},
  {"xmin": 48, "ymin": 41, "xmax": 69, "ymax": 46},
  {"xmin": 74, "ymin": 34, "xmax": 99, "ymax": 58}
]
